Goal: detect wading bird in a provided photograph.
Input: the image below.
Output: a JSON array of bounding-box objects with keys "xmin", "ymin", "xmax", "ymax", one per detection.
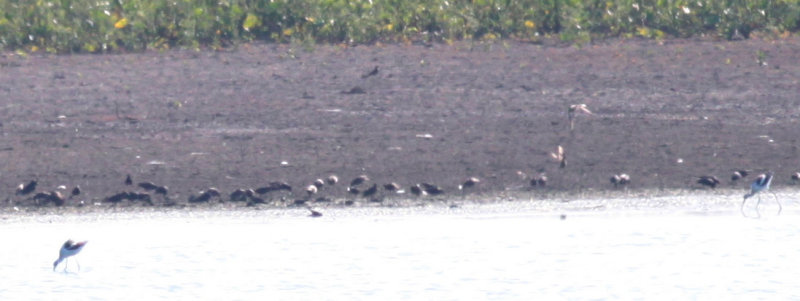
[
  {"xmin": 53, "ymin": 240, "xmax": 87, "ymax": 272},
  {"xmin": 550, "ymin": 145, "xmax": 567, "ymax": 168},
  {"xmin": 567, "ymin": 104, "xmax": 592, "ymax": 131},
  {"xmin": 742, "ymin": 171, "xmax": 779, "ymax": 218}
]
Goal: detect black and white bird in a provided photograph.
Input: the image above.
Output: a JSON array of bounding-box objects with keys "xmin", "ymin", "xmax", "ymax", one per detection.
[
  {"xmin": 53, "ymin": 240, "xmax": 88, "ymax": 272},
  {"xmin": 742, "ymin": 172, "xmax": 779, "ymax": 217},
  {"xmin": 697, "ymin": 176, "xmax": 720, "ymax": 189}
]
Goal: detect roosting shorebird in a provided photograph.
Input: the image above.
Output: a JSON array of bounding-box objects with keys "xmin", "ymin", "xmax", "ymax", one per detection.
[
  {"xmin": 306, "ymin": 185, "xmax": 318, "ymax": 198},
  {"xmin": 308, "ymin": 207, "xmax": 323, "ymax": 218},
  {"xmin": 124, "ymin": 174, "xmax": 133, "ymax": 185},
  {"xmin": 530, "ymin": 174, "xmax": 548, "ymax": 187},
  {"xmin": 383, "ymin": 182, "xmax": 401, "ymax": 192},
  {"xmin": 550, "ymin": 145, "xmax": 567, "ymax": 168},
  {"xmin": 791, "ymin": 172, "xmax": 800, "ymax": 184},
  {"xmin": 350, "ymin": 175, "xmax": 370, "ymax": 187},
  {"xmin": 420, "ymin": 183, "xmax": 444, "ymax": 195},
  {"xmin": 53, "ymin": 240, "xmax": 87, "ymax": 272},
  {"xmin": 697, "ymin": 176, "xmax": 720, "ymax": 189},
  {"xmin": 610, "ymin": 174, "xmax": 630, "ymax": 188},
  {"xmin": 567, "ymin": 104, "xmax": 592, "ymax": 131},
  {"xmin": 362, "ymin": 184, "xmax": 378, "ymax": 200},
  {"xmin": 409, "ymin": 184, "xmax": 424, "ymax": 196},
  {"xmin": 138, "ymin": 182, "xmax": 159, "ymax": 191},
  {"xmin": 16, "ymin": 180, "xmax": 37, "ymax": 195},
  {"xmin": 731, "ymin": 170, "xmax": 750, "ymax": 182},
  {"xmin": 742, "ymin": 171, "xmax": 779, "ymax": 218},
  {"xmin": 326, "ymin": 175, "xmax": 339, "ymax": 185},
  {"xmin": 459, "ymin": 177, "xmax": 480, "ymax": 191}
]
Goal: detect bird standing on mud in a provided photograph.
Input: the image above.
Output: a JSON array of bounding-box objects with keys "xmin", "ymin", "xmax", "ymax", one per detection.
[
  {"xmin": 567, "ymin": 104, "xmax": 592, "ymax": 131},
  {"xmin": 550, "ymin": 145, "xmax": 567, "ymax": 168}
]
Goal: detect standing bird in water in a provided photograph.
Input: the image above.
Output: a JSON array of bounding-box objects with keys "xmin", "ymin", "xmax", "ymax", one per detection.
[
  {"xmin": 53, "ymin": 240, "xmax": 88, "ymax": 272},
  {"xmin": 742, "ymin": 171, "xmax": 779, "ymax": 218}
]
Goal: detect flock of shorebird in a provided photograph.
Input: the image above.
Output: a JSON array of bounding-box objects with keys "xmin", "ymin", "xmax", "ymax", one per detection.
[
  {"xmin": 15, "ymin": 104, "xmax": 800, "ymax": 217},
  {"xmin": 44, "ymin": 103, "xmax": 800, "ymax": 272}
]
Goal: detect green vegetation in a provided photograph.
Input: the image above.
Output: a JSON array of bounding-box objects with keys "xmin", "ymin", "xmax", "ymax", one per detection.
[{"xmin": 1, "ymin": 0, "xmax": 799, "ymax": 53}]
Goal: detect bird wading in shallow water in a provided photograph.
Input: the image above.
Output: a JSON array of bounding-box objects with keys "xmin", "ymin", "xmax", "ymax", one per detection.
[
  {"xmin": 54, "ymin": 240, "xmax": 87, "ymax": 272},
  {"xmin": 742, "ymin": 171, "xmax": 779, "ymax": 218}
]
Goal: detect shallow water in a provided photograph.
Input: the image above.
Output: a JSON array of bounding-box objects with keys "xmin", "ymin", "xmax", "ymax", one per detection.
[{"xmin": 2, "ymin": 193, "xmax": 800, "ymax": 300}]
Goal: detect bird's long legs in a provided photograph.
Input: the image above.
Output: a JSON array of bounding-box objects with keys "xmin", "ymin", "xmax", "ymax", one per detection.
[
  {"xmin": 748, "ymin": 193, "xmax": 781, "ymax": 218},
  {"xmin": 771, "ymin": 192, "xmax": 782, "ymax": 216}
]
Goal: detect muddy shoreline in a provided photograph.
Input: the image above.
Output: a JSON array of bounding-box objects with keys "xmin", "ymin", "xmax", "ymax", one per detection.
[{"xmin": 0, "ymin": 38, "xmax": 798, "ymax": 209}]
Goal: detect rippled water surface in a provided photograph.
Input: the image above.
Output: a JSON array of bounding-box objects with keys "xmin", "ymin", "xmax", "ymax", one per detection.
[{"xmin": 2, "ymin": 194, "xmax": 800, "ymax": 300}]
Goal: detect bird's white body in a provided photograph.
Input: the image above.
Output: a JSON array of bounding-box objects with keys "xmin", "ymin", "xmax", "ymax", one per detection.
[{"xmin": 53, "ymin": 240, "xmax": 87, "ymax": 271}]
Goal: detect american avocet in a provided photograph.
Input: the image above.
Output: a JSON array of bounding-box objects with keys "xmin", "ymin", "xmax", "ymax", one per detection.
[
  {"xmin": 53, "ymin": 240, "xmax": 87, "ymax": 272},
  {"xmin": 550, "ymin": 145, "xmax": 567, "ymax": 168},
  {"xmin": 567, "ymin": 104, "xmax": 592, "ymax": 131},
  {"xmin": 742, "ymin": 171, "xmax": 779, "ymax": 217}
]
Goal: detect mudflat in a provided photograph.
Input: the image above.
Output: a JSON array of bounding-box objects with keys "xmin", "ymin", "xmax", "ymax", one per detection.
[{"xmin": 0, "ymin": 38, "xmax": 798, "ymax": 208}]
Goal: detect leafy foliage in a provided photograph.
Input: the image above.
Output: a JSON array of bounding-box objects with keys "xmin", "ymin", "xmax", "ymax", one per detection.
[{"xmin": 0, "ymin": 0, "xmax": 798, "ymax": 53}]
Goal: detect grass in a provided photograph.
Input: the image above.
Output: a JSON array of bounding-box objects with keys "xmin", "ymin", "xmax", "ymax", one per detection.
[{"xmin": 1, "ymin": 0, "xmax": 799, "ymax": 53}]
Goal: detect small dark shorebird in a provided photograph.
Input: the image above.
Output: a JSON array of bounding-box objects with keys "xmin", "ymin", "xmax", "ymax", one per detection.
[
  {"xmin": 731, "ymin": 170, "xmax": 750, "ymax": 182},
  {"xmin": 459, "ymin": 177, "xmax": 480, "ymax": 190},
  {"xmin": 350, "ymin": 175, "xmax": 370, "ymax": 187},
  {"xmin": 54, "ymin": 240, "xmax": 88, "ymax": 272},
  {"xmin": 697, "ymin": 176, "xmax": 720, "ymax": 189},
  {"xmin": 16, "ymin": 180, "xmax": 37, "ymax": 196},
  {"xmin": 308, "ymin": 207, "xmax": 323, "ymax": 218}
]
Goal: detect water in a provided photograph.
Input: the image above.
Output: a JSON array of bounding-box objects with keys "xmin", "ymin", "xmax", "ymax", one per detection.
[{"xmin": 2, "ymin": 194, "xmax": 800, "ymax": 300}]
